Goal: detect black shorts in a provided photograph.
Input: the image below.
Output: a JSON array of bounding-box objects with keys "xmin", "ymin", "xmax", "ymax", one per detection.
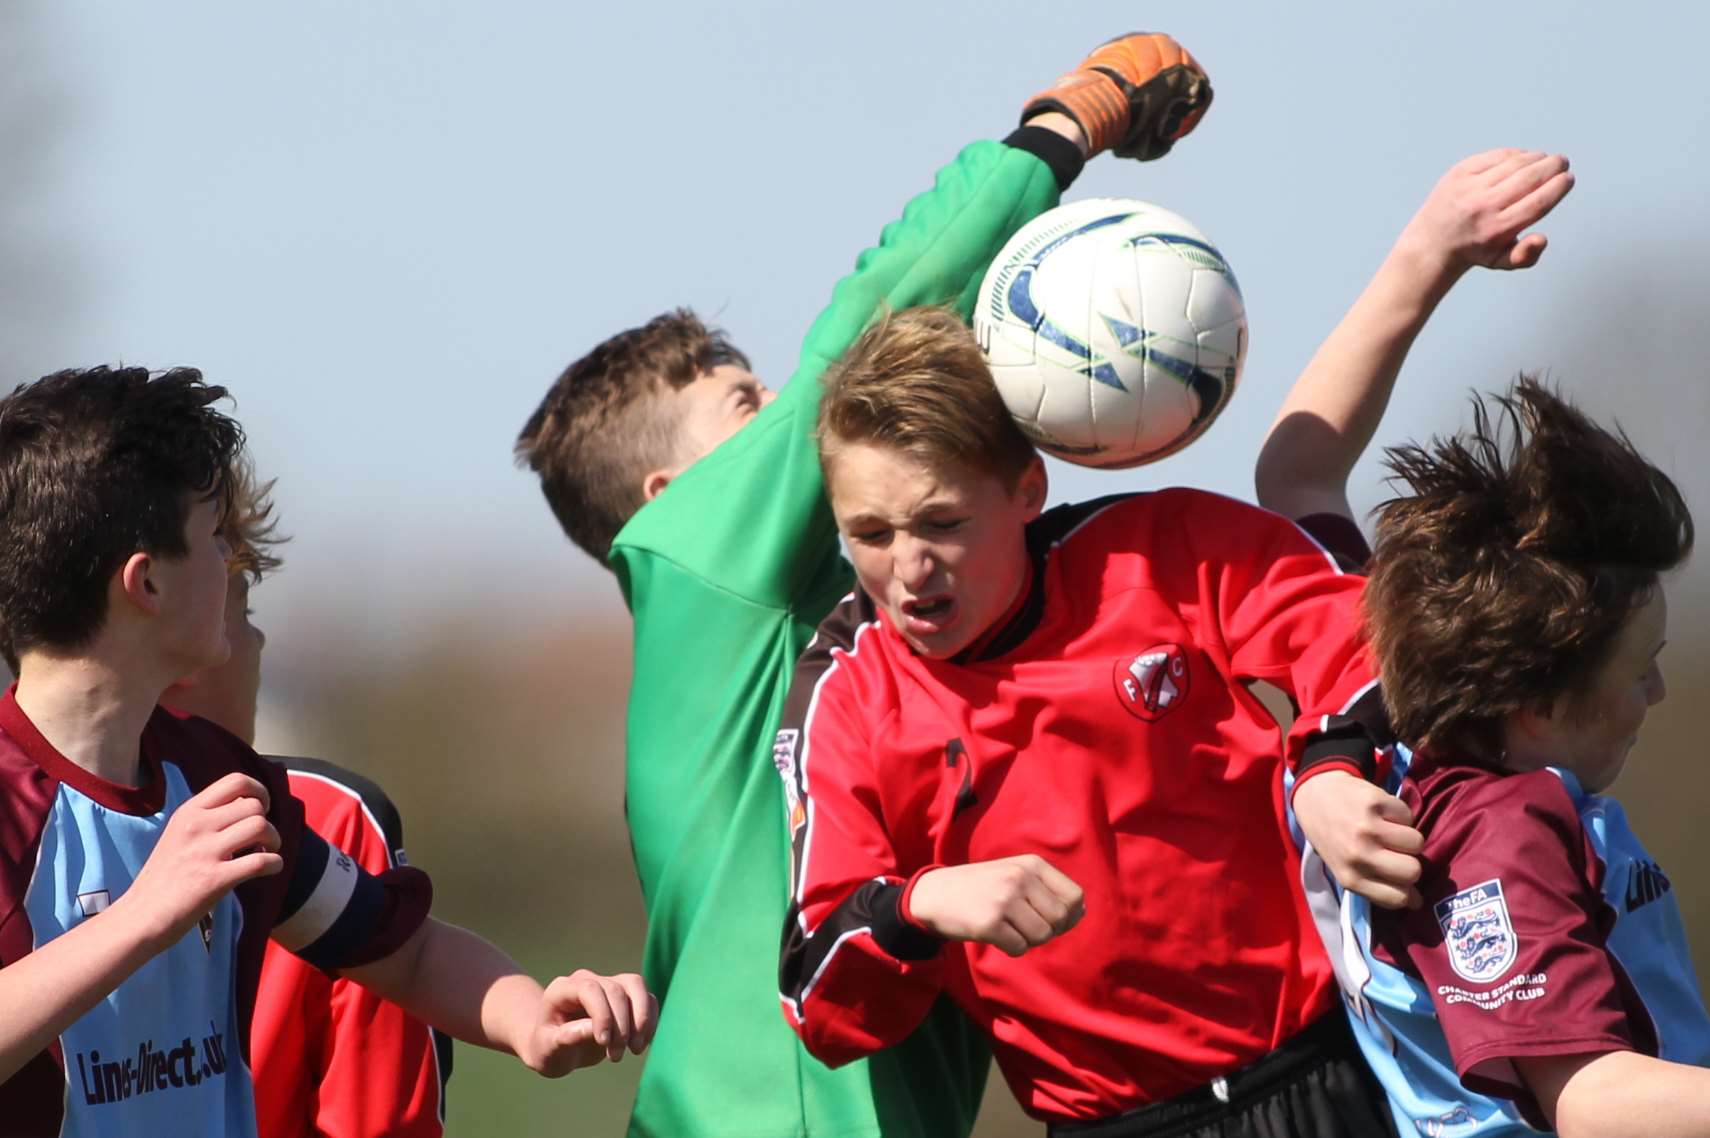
[{"xmin": 1046, "ymin": 1013, "xmax": 1397, "ymax": 1138}]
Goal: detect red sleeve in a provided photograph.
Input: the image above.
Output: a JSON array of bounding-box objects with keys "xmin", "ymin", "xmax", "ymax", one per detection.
[
  {"xmin": 1378, "ymin": 770, "xmax": 1638, "ymax": 1116},
  {"xmin": 773, "ymin": 597, "xmax": 948, "ymax": 1066},
  {"xmin": 293, "ymin": 773, "xmax": 446, "ymax": 1138},
  {"xmin": 1168, "ymin": 492, "xmax": 1389, "ymax": 789}
]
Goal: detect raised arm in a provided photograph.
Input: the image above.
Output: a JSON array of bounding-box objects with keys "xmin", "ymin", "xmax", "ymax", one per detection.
[
  {"xmin": 614, "ymin": 33, "xmax": 1214, "ymax": 608},
  {"xmin": 1256, "ymin": 148, "xmax": 1575, "ymax": 521}
]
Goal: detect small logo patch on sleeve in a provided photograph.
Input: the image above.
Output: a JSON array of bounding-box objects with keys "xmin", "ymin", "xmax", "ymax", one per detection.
[
  {"xmin": 1435, "ymin": 879, "xmax": 1517, "ymax": 984},
  {"xmin": 773, "ymin": 729, "xmax": 806, "ymax": 831}
]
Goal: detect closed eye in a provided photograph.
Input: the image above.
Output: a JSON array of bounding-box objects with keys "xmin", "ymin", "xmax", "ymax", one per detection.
[{"xmin": 730, "ymin": 382, "xmax": 762, "ymax": 412}]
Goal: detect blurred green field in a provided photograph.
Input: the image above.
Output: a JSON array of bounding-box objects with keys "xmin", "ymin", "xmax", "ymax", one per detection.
[{"xmin": 256, "ymin": 605, "xmax": 1710, "ymax": 1137}]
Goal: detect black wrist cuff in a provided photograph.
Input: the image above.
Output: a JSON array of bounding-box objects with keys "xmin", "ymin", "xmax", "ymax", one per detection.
[
  {"xmin": 1298, "ymin": 731, "xmax": 1379, "ymax": 783},
  {"xmin": 1003, "ymin": 125, "xmax": 1086, "ymax": 191},
  {"xmin": 871, "ymin": 883, "xmax": 944, "ymax": 962}
]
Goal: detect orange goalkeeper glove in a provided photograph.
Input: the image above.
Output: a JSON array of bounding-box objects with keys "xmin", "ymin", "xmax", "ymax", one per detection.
[{"xmin": 1022, "ymin": 32, "xmax": 1212, "ymax": 161}]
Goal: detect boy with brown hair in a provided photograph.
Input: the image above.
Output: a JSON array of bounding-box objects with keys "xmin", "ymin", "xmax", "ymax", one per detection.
[
  {"xmin": 1343, "ymin": 380, "xmax": 1710, "ymax": 1136},
  {"xmin": 0, "ymin": 366, "xmax": 653, "ymax": 1137},
  {"xmin": 1239, "ymin": 142, "xmax": 1708, "ymax": 1136},
  {"xmin": 516, "ymin": 32, "xmax": 1221, "ymax": 1138},
  {"xmin": 773, "ymin": 304, "xmax": 1410, "ymax": 1136}
]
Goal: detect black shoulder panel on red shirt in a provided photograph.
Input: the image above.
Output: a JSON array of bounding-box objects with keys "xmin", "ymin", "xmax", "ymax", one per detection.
[
  {"xmin": 1293, "ymin": 512, "xmax": 1372, "ymax": 572},
  {"xmin": 271, "ymin": 754, "xmax": 407, "ymax": 855},
  {"xmin": 967, "ymin": 494, "xmax": 1138, "ymax": 663}
]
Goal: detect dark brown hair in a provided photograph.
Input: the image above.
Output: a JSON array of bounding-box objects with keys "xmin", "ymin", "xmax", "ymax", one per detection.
[
  {"xmin": 515, "ymin": 309, "xmax": 750, "ymax": 564},
  {"xmin": 818, "ymin": 306, "xmax": 1037, "ymax": 488},
  {"xmin": 0, "ymin": 366, "xmax": 244, "ymax": 656},
  {"xmin": 1364, "ymin": 377, "xmax": 1693, "ymax": 764}
]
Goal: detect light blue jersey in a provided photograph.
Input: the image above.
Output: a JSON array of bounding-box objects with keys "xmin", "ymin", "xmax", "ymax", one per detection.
[
  {"xmin": 0, "ymin": 694, "xmax": 433, "ymax": 1137},
  {"xmin": 24, "ymin": 763, "xmax": 257, "ymax": 1138},
  {"xmin": 1296, "ymin": 747, "xmax": 1710, "ymax": 1137}
]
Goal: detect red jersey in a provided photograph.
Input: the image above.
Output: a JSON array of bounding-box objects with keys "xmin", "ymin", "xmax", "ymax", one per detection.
[
  {"xmin": 252, "ymin": 758, "xmax": 451, "ymax": 1138},
  {"xmin": 774, "ymin": 491, "xmax": 1389, "ymax": 1122}
]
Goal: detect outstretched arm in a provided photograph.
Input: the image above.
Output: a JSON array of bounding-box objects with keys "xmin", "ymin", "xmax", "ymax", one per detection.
[
  {"xmin": 344, "ymin": 918, "xmax": 656, "ymax": 1077},
  {"xmin": 1256, "ymin": 148, "xmax": 1575, "ymax": 521}
]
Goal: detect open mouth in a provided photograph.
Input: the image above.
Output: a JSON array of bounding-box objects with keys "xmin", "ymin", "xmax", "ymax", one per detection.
[{"xmin": 900, "ymin": 595, "xmax": 956, "ymax": 634}]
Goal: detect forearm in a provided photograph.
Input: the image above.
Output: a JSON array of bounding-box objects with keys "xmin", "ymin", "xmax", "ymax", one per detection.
[
  {"xmin": 343, "ymin": 917, "xmax": 539, "ymax": 1059},
  {"xmin": 0, "ymin": 901, "xmax": 160, "ymax": 1083},
  {"xmin": 1525, "ymin": 1049, "xmax": 1710, "ymax": 1138},
  {"xmin": 1256, "ymin": 238, "xmax": 1462, "ymax": 517}
]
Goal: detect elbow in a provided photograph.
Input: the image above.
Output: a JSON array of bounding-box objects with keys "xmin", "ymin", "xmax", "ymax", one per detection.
[
  {"xmin": 1255, "ymin": 426, "xmax": 1352, "ymax": 514},
  {"xmin": 782, "ymin": 1002, "xmax": 874, "ymax": 1069}
]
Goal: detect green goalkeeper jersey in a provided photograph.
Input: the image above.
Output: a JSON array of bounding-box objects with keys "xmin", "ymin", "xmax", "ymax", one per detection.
[{"xmin": 609, "ymin": 135, "xmax": 1070, "ymax": 1137}]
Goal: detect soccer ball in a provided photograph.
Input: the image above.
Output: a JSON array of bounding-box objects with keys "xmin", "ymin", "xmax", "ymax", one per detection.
[{"xmin": 974, "ymin": 197, "xmax": 1246, "ymax": 468}]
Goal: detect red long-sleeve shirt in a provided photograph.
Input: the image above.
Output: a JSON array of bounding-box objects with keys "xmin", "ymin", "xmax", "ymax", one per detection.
[
  {"xmin": 251, "ymin": 759, "xmax": 450, "ymax": 1138},
  {"xmin": 774, "ymin": 491, "xmax": 1388, "ymax": 1122}
]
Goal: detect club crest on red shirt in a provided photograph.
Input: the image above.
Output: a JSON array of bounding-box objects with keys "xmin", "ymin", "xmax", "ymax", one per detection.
[
  {"xmin": 1435, "ymin": 878, "xmax": 1517, "ymax": 984},
  {"xmin": 1113, "ymin": 644, "xmax": 1190, "ymax": 721}
]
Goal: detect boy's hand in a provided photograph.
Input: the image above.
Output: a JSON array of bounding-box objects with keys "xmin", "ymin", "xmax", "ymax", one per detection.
[
  {"xmin": 115, "ymin": 772, "xmax": 282, "ymax": 950},
  {"xmin": 1023, "ymin": 32, "xmax": 1211, "ymax": 160},
  {"xmin": 1294, "ymin": 771, "xmax": 1423, "ymax": 910},
  {"xmin": 1397, "ymin": 149, "xmax": 1574, "ymax": 279},
  {"xmin": 907, "ymin": 855, "xmax": 1085, "ymax": 957},
  {"xmin": 520, "ymin": 969, "xmax": 657, "ymax": 1076}
]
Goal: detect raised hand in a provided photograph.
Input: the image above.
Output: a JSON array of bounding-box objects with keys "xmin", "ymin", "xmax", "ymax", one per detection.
[
  {"xmin": 1023, "ymin": 32, "xmax": 1212, "ymax": 161},
  {"xmin": 906, "ymin": 854, "xmax": 1085, "ymax": 957},
  {"xmin": 1399, "ymin": 148, "xmax": 1575, "ymax": 275},
  {"xmin": 115, "ymin": 771, "xmax": 283, "ymax": 950}
]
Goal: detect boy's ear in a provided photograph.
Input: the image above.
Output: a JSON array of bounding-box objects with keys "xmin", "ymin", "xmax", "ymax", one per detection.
[
  {"xmin": 117, "ymin": 552, "xmax": 161, "ymax": 616},
  {"xmin": 641, "ymin": 468, "xmax": 674, "ymax": 503},
  {"xmin": 642, "ymin": 465, "xmax": 680, "ymax": 503},
  {"xmin": 1018, "ymin": 457, "xmax": 1048, "ymax": 520},
  {"xmin": 1504, "ymin": 700, "xmax": 1561, "ymax": 769}
]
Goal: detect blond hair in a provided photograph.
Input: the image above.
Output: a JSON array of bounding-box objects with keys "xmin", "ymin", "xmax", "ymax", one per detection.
[
  {"xmin": 817, "ymin": 306, "xmax": 1036, "ymax": 487},
  {"xmin": 222, "ymin": 457, "xmax": 286, "ymax": 583}
]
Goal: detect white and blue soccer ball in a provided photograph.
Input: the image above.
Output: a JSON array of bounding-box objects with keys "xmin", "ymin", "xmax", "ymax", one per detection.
[{"xmin": 974, "ymin": 197, "xmax": 1246, "ymax": 469}]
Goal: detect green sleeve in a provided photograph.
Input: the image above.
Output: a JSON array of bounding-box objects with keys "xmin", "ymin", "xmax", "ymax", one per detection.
[
  {"xmin": 610, "ymin": 139, "xmax": 1063, "ymax": 611},
  {"xmin": 610, "ymin": 137, "xmax": 1066, "ymax": 1138}
]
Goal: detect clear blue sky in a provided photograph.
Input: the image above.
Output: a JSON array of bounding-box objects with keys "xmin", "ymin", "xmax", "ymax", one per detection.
[{"xmin": 17, "ymin": 2, "xmax": 1710, "ymax": 656}]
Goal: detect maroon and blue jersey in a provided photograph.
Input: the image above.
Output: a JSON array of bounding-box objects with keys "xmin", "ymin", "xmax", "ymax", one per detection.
[
  {"xmin": 1308, "ymin": 747, "xmax": 1710, "ymax": 1134},
  {"xmin": 0, "ymin": 691, "xmax": 432, "ymax": 1138}
]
